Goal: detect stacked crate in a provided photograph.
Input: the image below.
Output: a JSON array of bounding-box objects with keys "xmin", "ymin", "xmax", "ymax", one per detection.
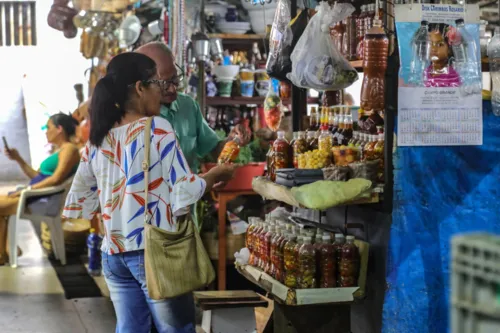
[{"xmin": 451, "ymin": 233, "xmax": 500, "ymax": 333}]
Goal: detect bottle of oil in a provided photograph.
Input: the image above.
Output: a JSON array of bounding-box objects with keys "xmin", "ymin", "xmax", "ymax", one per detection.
[{"xmin": 360, "ymin": 16, "xmax": 389, "ymax": 112}]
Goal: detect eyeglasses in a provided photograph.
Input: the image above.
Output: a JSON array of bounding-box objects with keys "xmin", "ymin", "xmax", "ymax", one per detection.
[
  {"xmin": 149, "ymin": 63, "xmax": 185, "ymax": 91},
  {"xmin": 130, "ymin": 64, "xmax": 186, "ymax": 92}
]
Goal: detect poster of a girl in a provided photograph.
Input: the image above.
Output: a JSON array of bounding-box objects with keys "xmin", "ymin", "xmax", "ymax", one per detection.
[{"xmin": 424, "ymin": 23, "xmax": 462, "ymax": 88}]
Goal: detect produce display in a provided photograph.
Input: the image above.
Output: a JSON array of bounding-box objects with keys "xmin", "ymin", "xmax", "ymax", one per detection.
[
  {"xmin": 332, "ymin": 145, "xmax": 361, "ymax": 166},
  {"xmin": 297, "ymin": 150, "xmax": 330, "ymax": 169},
  {"xmin": 245, "ymin": 216, "xmax": 361, "ymax": 291}
]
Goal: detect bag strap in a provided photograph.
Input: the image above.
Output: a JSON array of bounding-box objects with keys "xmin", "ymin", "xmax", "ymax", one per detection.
[{"xmin": 143, "ymin": 117, "xmax": 153, "ymax": 223}]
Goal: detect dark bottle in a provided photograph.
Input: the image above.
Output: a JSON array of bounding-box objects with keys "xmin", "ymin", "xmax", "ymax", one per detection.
[
  {"xmin": 360, "ymin": 18, "xmax": 389, "ymax": 112},
  {"xmin": 266, "ymin": 141, "xmax": 275, "ymax": 181},
  {"xmin": 339, "ymin": 235, "xmax": 360, "ymax": 287}
]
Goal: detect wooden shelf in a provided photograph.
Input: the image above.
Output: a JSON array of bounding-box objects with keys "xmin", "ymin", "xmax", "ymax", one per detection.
[
  {"xmin": 206, "ymin": 96, "xmax": 320, "ymax": 106},
  {"xmin": 236, "ymin": 240, "xmax": 369, "ymax": 306},
  {"xmin": 349, "ymin": 60, "xmax": 363, "ymax": 69},
  {"xmin": 252, "ymin": 176, "xmax": 382, "ymax": 208},
  {"xmin": 208, "ymin": 33, "xmax": 267, "ymax": 40}
]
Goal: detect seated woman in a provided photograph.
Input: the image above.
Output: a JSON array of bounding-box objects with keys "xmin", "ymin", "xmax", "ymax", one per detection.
[{"xmin": 0, "ymin": 113, "xmax": 81, "ymax": 265}]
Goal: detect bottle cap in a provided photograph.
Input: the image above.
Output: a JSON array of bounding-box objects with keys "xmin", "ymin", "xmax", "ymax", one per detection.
[
  {"xmin": 346, "ymin": 235, "xmax": 355, "ymax": 241},
  {"xmin": 421, "ymin": 20, "xmax": 429, "ymax": 26},
  {"xmin": 455, "ymin": 18, "xmax": 464, "ymax": 25},
  {"xmin": 89, "ymin": 228, "xmax": 95, "ymax": 233}
]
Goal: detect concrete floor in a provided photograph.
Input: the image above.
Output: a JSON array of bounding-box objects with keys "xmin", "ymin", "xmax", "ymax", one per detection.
[{"xmin": 0, "ymin": 218, "xmax": 117, "ymax": 333}]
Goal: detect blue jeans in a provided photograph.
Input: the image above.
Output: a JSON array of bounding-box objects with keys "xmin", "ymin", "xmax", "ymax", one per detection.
[{"xmin": 102, "ymin": 250, "xmax": 196, "ymax": 333}]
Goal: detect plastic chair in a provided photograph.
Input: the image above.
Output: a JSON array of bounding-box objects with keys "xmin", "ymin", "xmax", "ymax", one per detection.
[{"xmin": 8, "ymin": 176, "xmax": 74, "ymax": 267}]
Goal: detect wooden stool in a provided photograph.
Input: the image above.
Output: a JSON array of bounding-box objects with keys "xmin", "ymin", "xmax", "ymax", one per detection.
[{"xmin": 194, "ymin": 290, "xmax": 268, "ymax": 333}]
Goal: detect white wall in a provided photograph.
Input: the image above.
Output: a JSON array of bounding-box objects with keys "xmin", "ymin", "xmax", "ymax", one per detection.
[{"xmin": 0, "ymin": 1, "xmax": 89, "ymax": 182}]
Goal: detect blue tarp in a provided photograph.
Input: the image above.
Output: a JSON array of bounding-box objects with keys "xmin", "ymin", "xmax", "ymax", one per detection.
[{"xmin": 383, "ymin": 100, "xmax": 500, "ymax": 333}]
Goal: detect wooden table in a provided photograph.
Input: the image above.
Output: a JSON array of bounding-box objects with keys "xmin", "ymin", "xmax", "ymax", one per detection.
[{"xmin": 216, "ymin": 189, "xmax": 258, "ymax": 290}]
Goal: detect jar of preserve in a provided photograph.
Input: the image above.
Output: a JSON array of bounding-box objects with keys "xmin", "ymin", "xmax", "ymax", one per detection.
[
  {"xmin": 293, "ymin": 131, "xmax": 308, "ymax": 168},
  {"xmin": 339, "ymin": 235, "xmax": 360, "ymax": 287},
  {"xmin": 273, "ymin": 130, "xmax": 291, "ymax": 170},
  {"xmin": 318, "ymin": 126, "xmax": 333, "ymax": 153}
]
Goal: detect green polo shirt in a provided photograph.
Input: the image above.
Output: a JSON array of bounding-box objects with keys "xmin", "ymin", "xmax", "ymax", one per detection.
[{"xmin": 160, "ymin": 93, "xmax": 220, "ymax": 172}]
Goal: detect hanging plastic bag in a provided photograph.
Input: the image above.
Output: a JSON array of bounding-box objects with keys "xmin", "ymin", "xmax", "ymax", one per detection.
[
  {"xmin": 266, "ymin": 0, "xmax": 309, "ymax": 81},
  {"xmin": 287, "ymin": 2, "xmax": 358, "ymax": 90},
  {"xmin": 264, "ymin": 79, "xmax": 282, "ymax": 131}
]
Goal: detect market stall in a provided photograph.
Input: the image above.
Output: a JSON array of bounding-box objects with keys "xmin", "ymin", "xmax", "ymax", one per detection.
[{"xmin": 43, "ymin": 0, "xmax": 500, "ymax": 332}]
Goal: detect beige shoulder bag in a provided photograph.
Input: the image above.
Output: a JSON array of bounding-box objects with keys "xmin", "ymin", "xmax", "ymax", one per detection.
[{"xmin": 142, "ymin": 117, "xmax": 215, "ymax": 299}]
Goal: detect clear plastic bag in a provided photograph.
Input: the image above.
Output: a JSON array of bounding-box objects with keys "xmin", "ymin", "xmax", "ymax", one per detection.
[
  {"xmin": 287, "ymin": 2, "xmax": 358, "ymax": 90},
  {"xmin": 264, "ymin": 86, "xmax": 283, "ymax": 131},
  {"xmin": 266, "ymin": 0, "xmax": 308, "ymax": 81}
]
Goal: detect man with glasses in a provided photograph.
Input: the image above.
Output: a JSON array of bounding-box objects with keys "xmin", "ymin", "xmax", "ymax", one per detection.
[{"xmin": 137, "ymin": 42, "xmax": 250, "ymax": 173}]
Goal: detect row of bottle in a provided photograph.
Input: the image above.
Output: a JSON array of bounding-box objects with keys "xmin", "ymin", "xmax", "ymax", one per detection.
[
  {"xmin": 309, "ymin": 106, "xmax": 354, "ymax": 145},
  {"xmin": 246, "ymin": 218, "xmax": 360, "ymax": 289}
]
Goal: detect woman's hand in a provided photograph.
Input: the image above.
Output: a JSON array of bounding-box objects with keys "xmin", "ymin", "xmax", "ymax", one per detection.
[
  {"xmin": 4, "ymin": 147, "xmax": 21, "ymax": 162},
  {"xmin": 8, "ymin": 190, "xmax": 21, "ymax": 198},
  {"xmin": 212, "ymin": 163, "xmax": 240, "ymax": 183}
]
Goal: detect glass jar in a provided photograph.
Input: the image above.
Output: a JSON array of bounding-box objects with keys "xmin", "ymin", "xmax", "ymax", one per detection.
[
  {"xmin": 306, "ymin": 131, "xmax": 317, "ymax": 151},
  {"xmin": 293, "ymin": 131, "xmax": 308, "ymax": 168},
  {"xmin": 273, "ymin": 130, "xmax": 291, "ymax": 170},
  {"xmin": 298, "ymin": 236, "xmax": 316, "ymax": 289},
  {"xmin": 339, "ymin": 235, "xmax": 360, "ymax": 287},
  {"xmin": 318, "ymin": 126, "xmax": 333, "ymax": 153}
]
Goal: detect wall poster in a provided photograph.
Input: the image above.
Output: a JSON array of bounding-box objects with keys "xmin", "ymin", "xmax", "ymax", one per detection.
[{"xmin": 396, "ymin": 4, "xmax": 483, "ymax": 146}]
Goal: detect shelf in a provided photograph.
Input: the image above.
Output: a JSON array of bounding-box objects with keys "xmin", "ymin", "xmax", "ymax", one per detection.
[
  {"xmin": 349, "ymin": 60, "xmax": 363, "ymax": 70},
  {"xmin": 252, "ymin": 176, "xmax": 382, "ymax": 209},
  {"xmin": 206, "ymin": 96, "xmax": 320, "ymax": 106},
  {"xmin": 208, "ymin": 33, "xmax": 267, "ymax": 40}
]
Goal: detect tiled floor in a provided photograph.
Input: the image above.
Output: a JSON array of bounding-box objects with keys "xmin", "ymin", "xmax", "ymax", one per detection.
[{"xmin": 0, "ymin": 218, "xmax": 117, "ymax": 333}]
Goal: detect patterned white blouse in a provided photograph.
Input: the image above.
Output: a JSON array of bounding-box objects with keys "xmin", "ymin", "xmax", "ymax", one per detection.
[{"xmin": 62, "ymin": 117, "xmax": 206, "ymax": 254}]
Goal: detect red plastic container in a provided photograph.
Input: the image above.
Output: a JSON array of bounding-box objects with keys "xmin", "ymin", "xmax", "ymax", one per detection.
[{"xmin": 201, "ymin": 162, "xmax": 266, "ymax": 191}]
